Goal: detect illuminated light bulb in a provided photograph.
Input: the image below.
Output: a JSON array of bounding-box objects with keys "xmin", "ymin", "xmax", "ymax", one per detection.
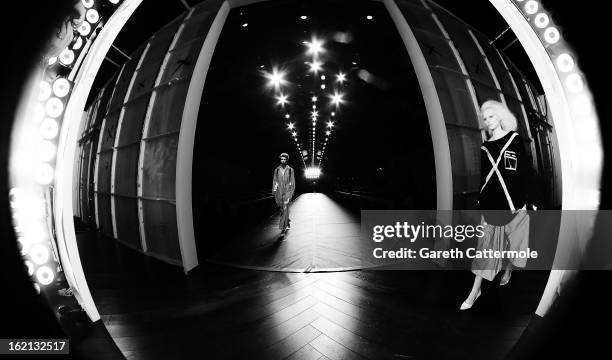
[
  {"xmin": 308, "ymin": 60, "xmax": 322, "ymax": 73},
  {"xmin": 287, "ymin": 123, "xmax": 294, "ymax": 129},
  {"xmin": 331, "ymin": 111, "xmax": 335, "ymax": 116},
  {"xmin": 86, "ymin": 9, "xmax": 100, "ymax": 23},
  {"xmin": 367, "ymin": 15, "xmax": 373, "ymax": 20},
  {"xmin": 292, "ymin": 132, "xmax": 297, "ymax": 137},
  {"xmin": 524, "ymin": 0, "xmax": 538, "ymax": 14},
  {"xmin": 36, "ymin": 163, "xmax": 54, "ymax": 185},
  {"xmin": 45, "ymin": 97, "xmax": 64, "ymax": 118},
  {"xmin": 242, "ymin": 23, "xmax": 248, "ymax": 28},
  {"xmin": 36, "ymin": 266, "xmax": 54, "ymax": 286},
  {"xmin": 321, "ymin": 84, "xmax": 326, "ymax": 89},
  {"xmin": 570, "ymin": 94, "xmax": 592, "ymax": 116},
  {"xmin": 300, "ymin": 15, "xmax": 307, "ymax": 20},
  {"xmin": 312, "ymin": 96, "xmax": 317, "ymax": 102},
  {"xmin": 82, "ymin": 0, "xmax": 94, "ymax": 8},
  {"xmin": 327, "ymin": 121, "xmax": 334, "ymax": 128},
  {"xmin": 78, "ymin": 21, "xmax": 91, "ymax": 36},
  {"xmin": 40, "ymin": 118, "xmax": 59, "ymax": 139},
  {"xmin": 556, "ymin": 53, "xmax": 574, "ymax": 72},
  {"xmin": 38, "ymin": 141, "xmax": 57, "ymax": 162},
  {"xmin": 72, "ymin": 36, "xmax": 83, "ymax": 50},
  {"xmin": 312, "ymin": 104, "xmax": 316, "ymax": 109},
  {"xmin": 321, "ymin": 75, "xmax": 326, "ymax": 80},
  {"xmin": 285, "ymin": 114, "xmax": 290, "ymax": 119},
  {"xmin": 8, "ymin": 188, "xmax": 23, "ymax": 209},
  {"xmin": 33, "ymin": 283, "xmax": 41, "ymax": 294},
  {"xmin": 326, "ymin": 130, "xmax": 331, "ymax": 135},
  {"xmin": 534, "ymin": 13, "xmax": 549, "ymax": 28},
  {"xmin": 566, "ymin": 73, "xmax": 584, "ymax": 93},
  {"xmin": 59, "ymin": 48, "xmax": 75, "ymax": 65},
  {"xmin": 109, "ymin": 0, "xmax": 120, "ymax": 4},
  {"xmin": 276, "ymin": 93, "xmax": 289, "ymax": 106},
  {"xmin": 30, "ymin": 244, "xmax": 50, "ymax": 265},
  {"xmin": 22, "ymin": 223, "xmax": 47, "ymax": 246},
  {"xmin": 330, "ymin": 92, "xmax": 344, "ymax": 106},
  {"xmin": 47, "ymin": 57, "xmax": 57, "ymax": 65},
  {"xmin": 52, "ymin": 78, "xmax": 71, "ymax": 98},
  {"xmin": 265, "ymin": 68, "xmax": 287, "ymax": 89},
  {"xmin": 38, "ymin": 81, "xmax": 52, "ymax": 102},
  {"xmin": 306, "ymin": 38, "xmax": 324, "ymax": 56},
  {"xmin": 25, "ymin": 260, "xmax": 34, "ymax": 276},
  {"xmin": 544, "ymin": 27, "xmax": 560, "ymax": 44}
]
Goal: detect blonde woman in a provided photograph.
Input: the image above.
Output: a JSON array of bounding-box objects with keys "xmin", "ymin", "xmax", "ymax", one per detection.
[{"xmin": 460, "ymin": 100, "xmax": 536, "ymax": 310}]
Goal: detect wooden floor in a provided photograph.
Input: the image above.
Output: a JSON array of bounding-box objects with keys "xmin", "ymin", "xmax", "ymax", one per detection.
[
  {"xmin": 75, "ymin": 226, "xmax": 549, "ymax": 360},
  {"xmin": 208, "ymin": 193, "xmax": 376, "ymax": 271}
]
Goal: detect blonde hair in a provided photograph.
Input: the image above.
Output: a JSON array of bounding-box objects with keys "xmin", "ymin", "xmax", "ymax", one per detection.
[{"xmin": 479, "ymin": 100, "xmax": 518, "ymax": 134}]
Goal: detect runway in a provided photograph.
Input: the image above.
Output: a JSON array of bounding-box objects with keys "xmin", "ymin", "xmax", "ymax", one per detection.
[{"xmin": 207, "ymin": 193, "xmax": 377, "ymax": 272}]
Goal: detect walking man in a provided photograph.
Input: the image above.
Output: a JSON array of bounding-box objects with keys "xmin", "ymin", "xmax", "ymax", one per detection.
[{"xmin": 272, "ymin": 153, "xmax": 295, "ymax": 235}]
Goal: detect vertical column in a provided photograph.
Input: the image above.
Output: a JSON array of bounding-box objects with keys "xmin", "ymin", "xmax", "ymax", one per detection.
[
  {"xmin": 137, "ymin": 10, "xmax": 194, "ymax": 255},
  {"xmin": 176, "ymin": 0, "xmax": 231, "ymax": 272},
  {"xmin": 110, "ymin": 42, "xmax": 151, "ymax": 242}
]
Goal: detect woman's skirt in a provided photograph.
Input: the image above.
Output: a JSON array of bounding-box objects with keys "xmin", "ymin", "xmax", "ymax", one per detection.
[{"xmin": 471, "ymin": 210, "xmax": 530, "ymax": 281}]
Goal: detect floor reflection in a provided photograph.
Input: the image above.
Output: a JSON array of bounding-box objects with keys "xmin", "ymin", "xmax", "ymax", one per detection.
[{"xmin": 207, "ymin": 193, "xmax": 375, "ymax": 271}]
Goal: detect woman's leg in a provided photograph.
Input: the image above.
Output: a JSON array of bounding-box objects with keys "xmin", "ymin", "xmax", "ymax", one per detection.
[
  {"xmin": 465, "ymin": 274, "xmax": 483, "ymax": 304},
  {"xmin": 501, "ymin": 262, "xmax": 512, "ymax": 284}
]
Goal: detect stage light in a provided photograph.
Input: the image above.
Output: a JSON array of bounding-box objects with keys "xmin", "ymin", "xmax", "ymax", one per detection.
[
  {"xmin": 78, "ymin": 21, "xmax": 91, "ymax": 36},
  {"xmin": 36, "ymin": 164, "xmax": 54, "ymax": 185},
  {"xmin": 544, "ymin": 27, "xmax": 560, "ymax": 44},
  {"xmin": 321, "ymin": 75, "xmax": 326, "ymax": 80},
  {"xmin": 556, "ymin": 53, "xmax": 574, "ymax": 72},
  {"xmin": 30, "ymin": 244, "xmax": 50, "ymax": 265},
  {"xmin": 336, "ymin": 72, "xmax": 346, "ymax": 83},
  {"xmin": 367, "ymin": 15, "xmax": 373, "ymax": 20},
  {"xmin": 59, "ymin": 48, "xmax": 75, "ymax": 65},
  {"xmin": 86, "ymin": 9, "xmax": 100, "ymax": 23},
  {"xmin": 327, "ymin": 121, "xmax": 334, "ymax": 128},
  {"xmin": 45, "ymin": 98, "xmax": 64, "ymax": 118},
  {"xmin": 312, "ymin": 96, "xmax": 317, "ymax": 102},
  {"xmin": 331, "ymin": 111, "xmax": 335, "ymax": 116},
  {"xmin": 321, "ymin": 84, "xmax": 326, "ymax": 89},
  {"xmin": 300, "ymin": 15, "xmax": 307, "ymax": 20},
  {"xmin": 38, "ymin": 141, "xmax": 57, "ymax": 162},
  {"xmin": 39, "ymin": 81, "xmax": 52, "ymax": 102},
  {"xmin": 311, "ymin": 110, "xmax": 318, "ymax": 118},
  {"xmin": 40, "ymin": 118, "xmax": 59, "ymax": 139},
  {"xmin": 534, "ymin": 13, "xmax": 549, "ymax": 28},
  {"xmin": 276, "ymin": 93, "xmax": 289, "ymax": 106},
  {"xmin": 566, "ymin": 73, "xmax": 584, "ymax": 93},
  {"xmin": 330, "ymin": 92, "xmax": 344, "ymax": 106},
  {"xmin": 52, "ymin": 78, "xmax": 71, "ymax": 98},
  {"xmin": 306, "ymin": 38, "xmax": 324, "ymax": 56},
  {"xmin": 287, "ymin": 123, "xmax": 294, "ymax": 130},
  {"xmin": 264, "ymin": 68, "xmax": 287, "ymax": 89},
  {"xmin": 305, "ymin": 167, "xmax": 321, "ymax": 179},
  {"xmin": 525, "ymin": 0, "xmax": 538, "ymax": 15},
  {"xmin": 292, "ymin": 131, "xmax": 297, "ymax": 137},
  {"xmin": 285, "ymin": 113, "xmax": 290, "ymax": 119},
  {"xmin": 326, "ymin": 130, "xmax": 331, "ymax": 135},
  {"xmin": 242, "ymin": 23, "xmax": 248, "ymax": 28},
  {"xmin": 308, "ymin": 60, "xmax": 322, "ymax": 73},
  {"xmin": 36, "ymin": 266, "xmax": 54, "ymax": 286}
]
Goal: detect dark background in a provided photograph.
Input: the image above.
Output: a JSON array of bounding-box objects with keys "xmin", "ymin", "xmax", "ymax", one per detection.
[{"xmin": 0, "ymin": 1, "xmax": 609, "ymax": 359}]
